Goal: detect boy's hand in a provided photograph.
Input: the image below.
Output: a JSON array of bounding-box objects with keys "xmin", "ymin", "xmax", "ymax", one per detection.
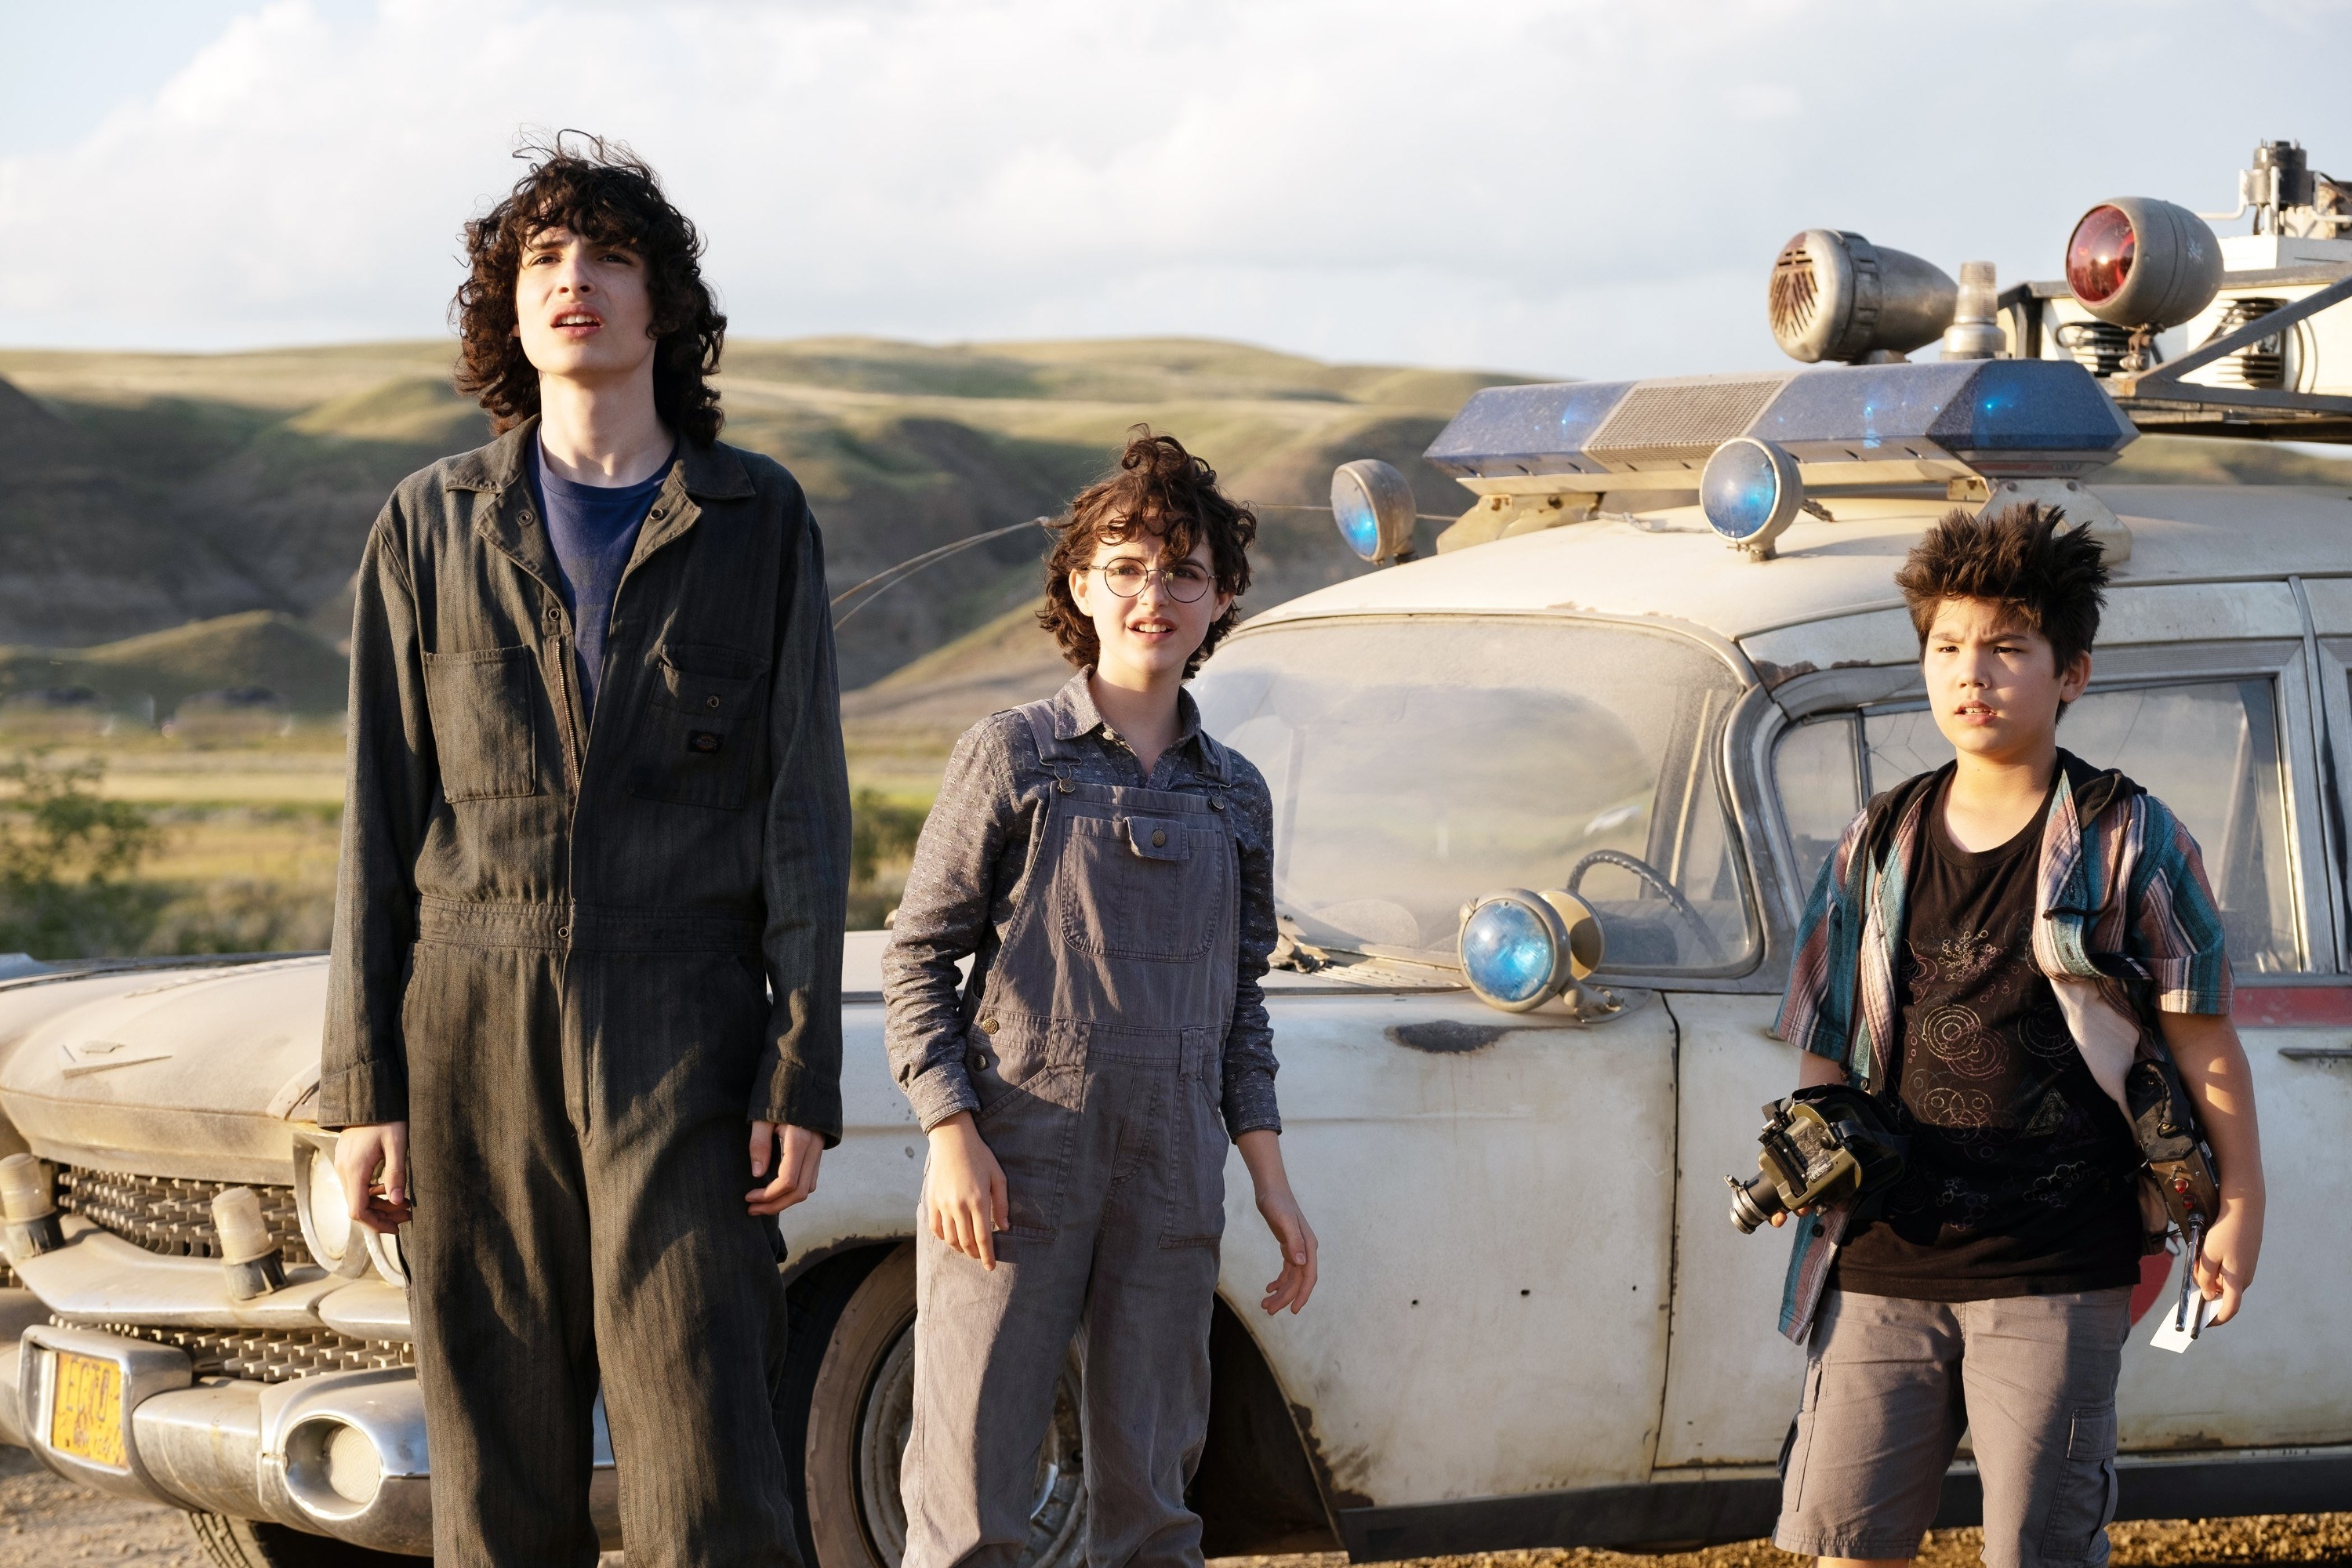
[
  {"xmin": 2160, "ymin": 1010, "xmax": 2265, "ymax": 1327},
  {"xmin": 333, "ymin": 1123, "xmax": 413, "ymax": 1235},
  {"xmin": 746, "ymin": 1123, "xmax": 824, "ymax": 1216},
  {"xmin": 924, "ymin": 1113, "xmax": 1008, "ymax": 1269},
  {"xmin": 1237, "ymin": 1128, "xmax": 1318, "ymax": 1314},
  {"xmin": 2196, "ymin": 1192, "xmax": 2263, "ymax": 1327}
]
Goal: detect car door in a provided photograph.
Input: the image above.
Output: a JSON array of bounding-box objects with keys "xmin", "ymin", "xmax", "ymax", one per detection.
[
  {"xmin": 1190, "ymin": 613, "xmax": 1766, "ymax": 1514},
  {"xmin": 1236, "ymin": 978, "xmax": 1679, "ymax": 1511}
]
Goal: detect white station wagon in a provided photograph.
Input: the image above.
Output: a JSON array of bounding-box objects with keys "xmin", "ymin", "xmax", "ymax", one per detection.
[{"xmin": 1, "ymin": 147, "xmax": 2350, "ymax": 1565}]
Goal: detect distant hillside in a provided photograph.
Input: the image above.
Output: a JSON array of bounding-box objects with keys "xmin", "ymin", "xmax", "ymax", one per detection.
[
  {"xmin": 0, "ymin": 610, "xmax": 348, "ymax": 717},
  {"xmin": 0, "ymin": 377, "xmax": 274, "ymax": 642},
  {"xmin": 0, "ymin": 337, "xmax": 1520, "ymax": 690},
  {"xmin": 5, "ymin": 340, "xmax": 2350, "ymax": 713}
]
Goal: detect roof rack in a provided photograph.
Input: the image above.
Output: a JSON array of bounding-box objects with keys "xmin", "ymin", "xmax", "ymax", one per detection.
[{"xmin": 2105, "ymin": 269, "xmax": 2352, "ymax": 441}]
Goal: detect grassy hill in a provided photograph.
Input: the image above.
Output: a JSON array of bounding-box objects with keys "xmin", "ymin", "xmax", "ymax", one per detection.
[
  {"xmin": 0, "ymin": 611, "xmax": 349, "ymax": 718},
  {"xmin": 2, "ymin": 339, "xmax": 2349, "ymax": 735},
  {"xmin": 0, "ymin": 336, "xmax": 1516, "ymax": 693}
]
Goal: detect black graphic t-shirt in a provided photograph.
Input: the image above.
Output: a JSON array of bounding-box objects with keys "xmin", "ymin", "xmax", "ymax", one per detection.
[{"xmin": 1834, "ymin": 777, "xmax": 2143, "ymax": 1301}]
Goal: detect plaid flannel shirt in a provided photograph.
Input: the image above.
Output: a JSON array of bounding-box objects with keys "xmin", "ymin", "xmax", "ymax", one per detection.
[{"xmin": 1770, "ymin": 750, "xmax": 2231, "ymax": 1342}]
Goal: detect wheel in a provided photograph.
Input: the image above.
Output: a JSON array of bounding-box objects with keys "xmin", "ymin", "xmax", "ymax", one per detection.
[
  {"xmin": 804, "ymin": 1243, "xmax": 1087, "ymax": 1568},
  {"xmin": 187, "ymin": 1512, "xmax": 425, "ymax": 1565}
]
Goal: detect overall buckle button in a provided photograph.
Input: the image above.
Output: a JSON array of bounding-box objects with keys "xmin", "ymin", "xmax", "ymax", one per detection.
[{"xmin": 980, "ymin": 1018, "xmax": 1001, "ymax": 1035}]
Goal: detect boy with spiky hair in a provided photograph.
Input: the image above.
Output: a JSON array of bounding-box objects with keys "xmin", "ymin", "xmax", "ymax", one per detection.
[
  {"xmin": 321, "ymin": 136, "xmax": 849, "ymax": 1563},
  {"xmin": 1770, "ymin": 503, "xmax": 2264, "ymax": 1568}
]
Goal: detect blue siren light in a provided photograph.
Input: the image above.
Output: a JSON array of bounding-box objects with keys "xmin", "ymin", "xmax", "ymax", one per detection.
[
  {"xmin": 1700, "ymin": 436, "xmax": 1804, "ymax": 555},
  {"xmin": 1459, "ymin": 889, "xmax": 1571, "ymax": 1012},
  {"xmin": 1330, "ymin": 459, "xmax": 1418, "ymax": 565}
]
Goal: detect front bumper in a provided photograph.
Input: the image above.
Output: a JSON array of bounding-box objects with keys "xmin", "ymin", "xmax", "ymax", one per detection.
[{"xmin": 0, "ymin": 1219, "xmax": 622, "ymax": 1552}]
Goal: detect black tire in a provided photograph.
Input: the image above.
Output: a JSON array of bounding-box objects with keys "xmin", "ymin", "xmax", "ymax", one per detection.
[
  {"xmin": 187, "ymin": 1512, "xmax": 426, "ymax": 1565},
  {"xmin": 802, "ymin": 1243, "xmax": 1087, "ymax": 1568}
]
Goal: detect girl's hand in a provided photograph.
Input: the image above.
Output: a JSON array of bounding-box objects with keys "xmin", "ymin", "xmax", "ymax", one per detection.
[
  {"xmin": 1237, "ymin": 1128, "xmax": 1317, "ymax": 1314},
  {"xmin": 925, "ymin": 1113, "xmax": 1009, "ymax": 1270}
]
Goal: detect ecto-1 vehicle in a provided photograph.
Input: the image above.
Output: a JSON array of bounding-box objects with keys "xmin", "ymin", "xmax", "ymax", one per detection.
[{"xmin": 2, "ymin": 141, "xmax": 2351, "ymax": 1564}]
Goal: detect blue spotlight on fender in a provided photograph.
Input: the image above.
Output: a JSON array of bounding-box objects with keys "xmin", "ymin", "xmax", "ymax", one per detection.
[
  {"xmin": 1330, "ymin": 459, "xmax": 1418, "ymax": 565},
  {"xmin": 1700, "ymin": 436, "xmax": 1804, "ymax": 558},
  {"xmin": 1457, "ymin": 888, "xmax": 1605, "ymax": 1013}
]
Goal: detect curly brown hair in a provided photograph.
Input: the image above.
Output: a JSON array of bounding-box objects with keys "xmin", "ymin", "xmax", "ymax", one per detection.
[
  {"xmin": 1895, "ymin": 501, "xmax": 2108, "ymax": 673},
  {"xmin": 1039, "ymin": 429, "xmax": 1257, "ymax": 679},
  {"xmin": 452, "ymin": 134, "xmax": 727, "ymax": 446}
]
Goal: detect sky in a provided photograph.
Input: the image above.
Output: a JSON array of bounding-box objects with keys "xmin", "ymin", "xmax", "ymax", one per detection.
[{"xmin": 4, "ymin": 0, "xmax": 2351, "ymax": 380}]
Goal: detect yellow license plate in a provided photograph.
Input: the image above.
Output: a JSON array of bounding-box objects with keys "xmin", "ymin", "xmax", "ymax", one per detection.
[{"xmin": 49, "ymin": 1351, "xmax": 125, "ymax": 1468}]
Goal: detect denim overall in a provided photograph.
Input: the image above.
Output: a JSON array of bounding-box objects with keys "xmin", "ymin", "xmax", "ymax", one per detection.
[{"xmin": 902, "ymin": 700, "xmax": 1241, "ymax": 1568}]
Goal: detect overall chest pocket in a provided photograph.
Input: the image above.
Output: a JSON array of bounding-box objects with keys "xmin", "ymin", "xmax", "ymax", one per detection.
[
  {"xmin": 626, "ymin": 641, "xmax": 770, "ymax": 811},
  {"xmin": 1054, "ymin": 811, "xmax": 1226, "ymax": 962},
  {"xmin": 422, "ymin": 646, "xmax": 539, "ymax": 802}
]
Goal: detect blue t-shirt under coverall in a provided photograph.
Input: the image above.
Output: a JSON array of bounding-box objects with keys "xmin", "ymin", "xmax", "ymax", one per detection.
[{"xmin": 527, "ymin": 438, "xmax": 673, "ymax": 719}]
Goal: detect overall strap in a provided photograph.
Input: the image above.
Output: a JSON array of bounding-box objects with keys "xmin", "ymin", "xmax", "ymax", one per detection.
[{"xmin": 1014, "ymin": 699, "xmax": 1079, "ymax": 793}]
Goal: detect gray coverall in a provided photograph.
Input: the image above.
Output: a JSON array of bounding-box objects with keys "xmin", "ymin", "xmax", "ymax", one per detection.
[
  {"xmin": 320, "ymin": 420, "xmax": 851, "ymax": 1566},
  {"xmin": 881, "ymin": 680, "xmax": 1280, "ymax": 1568}
]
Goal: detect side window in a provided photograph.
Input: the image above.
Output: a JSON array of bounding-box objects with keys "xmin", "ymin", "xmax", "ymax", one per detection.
[
  {"xmin": 2055, "ymin": 681, "xmax": 2298, "ymax": 973},
  {"xmin": 1772, "ymin": 714, "xmax": 1862, "ymax": 896},
  {"xmin": 1780, "ymin": 680, "xmax": 2303, "ymax": 971}
]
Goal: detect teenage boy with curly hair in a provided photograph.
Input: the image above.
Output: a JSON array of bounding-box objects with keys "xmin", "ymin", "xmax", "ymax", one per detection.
[
  {"xmin": 321, "ymin": 138, "xmax": 849, "ymax": 1564},
  {"xmin": 1771, "ymin": 503, "xmax": 2264, "ymax": 1568}
]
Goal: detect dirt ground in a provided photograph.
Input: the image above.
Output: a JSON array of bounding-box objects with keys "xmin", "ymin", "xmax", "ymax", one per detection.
[{"xmin": 0, "ymin": 1446, "xmax": 2344, "ymax": 1568}]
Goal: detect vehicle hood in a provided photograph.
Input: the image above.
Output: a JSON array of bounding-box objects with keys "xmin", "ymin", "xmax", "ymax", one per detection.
[
  {"xmin": 0, "ymin": 958, "xmax": 328, "ymax": 1184},
  {"xmin": 0, "ymin": 936, "xmax": 905, "ymax": 1186}
]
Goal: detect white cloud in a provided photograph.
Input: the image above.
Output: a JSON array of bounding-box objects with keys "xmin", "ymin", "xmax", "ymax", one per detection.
[{"xmin": 2, "ymin": 0, "xmax": 2349, "ymax": 378}]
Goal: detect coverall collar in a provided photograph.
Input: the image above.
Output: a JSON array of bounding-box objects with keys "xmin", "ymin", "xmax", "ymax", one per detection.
[
  {"xmin": 445, "ymin": 416, "xmax": 757, "ymax": 598},
  {"xmin": 441, "ymin": 416, "xmax": 756, "ymax": 500}
]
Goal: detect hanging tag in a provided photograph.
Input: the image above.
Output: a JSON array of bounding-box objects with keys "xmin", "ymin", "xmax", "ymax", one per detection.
[{"xmin": 2148, "ymin": 1244, "xmax": 2216, "ymax": 1353}]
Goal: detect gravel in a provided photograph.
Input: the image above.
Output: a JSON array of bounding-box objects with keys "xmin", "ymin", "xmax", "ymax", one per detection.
[{"xmin": 1, "ymin": 1446, "xmax": 2343, "ymax": 1567}]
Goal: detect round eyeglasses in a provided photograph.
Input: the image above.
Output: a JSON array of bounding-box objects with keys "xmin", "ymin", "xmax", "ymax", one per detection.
[{"xmin": 1094, "ymin": 561, "xmax": 1213, "ymax": 603}]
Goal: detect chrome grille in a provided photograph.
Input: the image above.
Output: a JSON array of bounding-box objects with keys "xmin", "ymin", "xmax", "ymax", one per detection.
[
  {"xmin": 80, "ymin": 1320, "xmax": 412, "ymax": 1385},
  {"xmin": 57, "ymin": 1167, "xmax": 314, "ymax": 1269}
]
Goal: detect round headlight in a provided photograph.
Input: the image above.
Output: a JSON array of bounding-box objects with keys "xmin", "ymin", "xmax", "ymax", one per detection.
[
  {"xmin": 294, "ymin": 1138, "xmax": 371, "ymax": 1279},
  {"xmin": 1330, "ymin": 459, "xmax": 1418, "ymax": 565},
  {"xmin": 1460, "ymin": 890, "xmax": 1572, "ymax": 1012},
  {"xmin": 2063, "ymin": 197, "xmax": 2220, "ymax": 332},
  {"xmin": 1700, "ymin": 437, "xmax": 1804, "ymax": 557}
]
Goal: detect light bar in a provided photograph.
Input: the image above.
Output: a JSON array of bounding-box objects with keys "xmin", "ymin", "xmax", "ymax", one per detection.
[{"xmin": 1425, "ymin": 359, "xmax": 2136, "ymax": 485}]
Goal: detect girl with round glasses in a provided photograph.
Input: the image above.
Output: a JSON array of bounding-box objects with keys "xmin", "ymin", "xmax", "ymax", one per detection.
[{"xmin": 882, "ymin": 429, "xmax": 1317, "ymax": 1568}]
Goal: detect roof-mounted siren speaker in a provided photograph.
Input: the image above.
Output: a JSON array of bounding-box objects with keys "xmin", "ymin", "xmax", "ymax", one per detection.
[
  {"xmin": 1700, "ymin": 437, "xmax": 1804, "ymax": 561},
  {"xmin": 1330, "ymin": 459, "xmax": 1417, "ymax": 565},
  {"xmin": 2064, "ymin": 198, "xmax": 2221, "ymax": 371},
  {"xmin": 1769, "ymin": 230, "xmax": 1957, "ymax": 364}
]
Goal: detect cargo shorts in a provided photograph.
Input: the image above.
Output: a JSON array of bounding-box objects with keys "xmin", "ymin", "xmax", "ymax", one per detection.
[{"xmin": 1775, "ymin": 1287, "xmax": 2133, "ymax": 1568}]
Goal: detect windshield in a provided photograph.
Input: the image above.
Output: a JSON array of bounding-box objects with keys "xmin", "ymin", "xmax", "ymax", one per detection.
[{"xmin": 1191, "ymin": 616, "xmax": 1757, "ymax": 975}]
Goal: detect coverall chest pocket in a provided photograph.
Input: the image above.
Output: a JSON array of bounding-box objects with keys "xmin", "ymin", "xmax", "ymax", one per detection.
[
  {"xmin": 1054, "ymin": 812, "xmax": 1224, "ymax": 962},
  {"xmin": 422, "ymin": 646, "xmax": 539, "ymax": 802},
  {"xmin": 628, "ymin": 641, "xmax": 770, "ymax": 811}
]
